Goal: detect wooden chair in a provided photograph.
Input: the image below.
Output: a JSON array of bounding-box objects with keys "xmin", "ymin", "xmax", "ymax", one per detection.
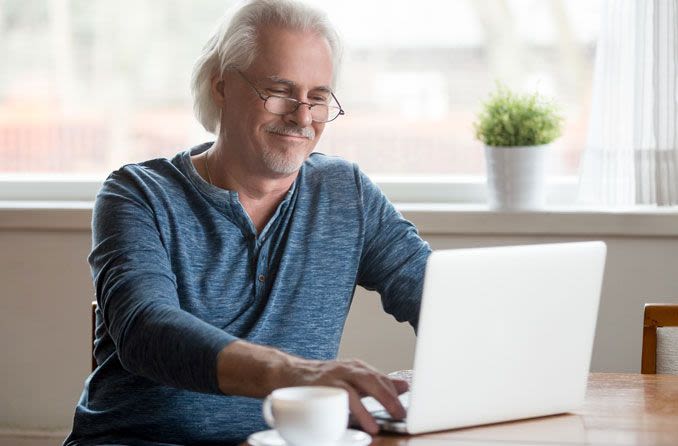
[
  {"xmin": 641, "ymin": 304, "xmax": 678, "ymax": 374},
  {"xmin": 91, "ymin": 300, "xmax": 97, "ymax": 372}
]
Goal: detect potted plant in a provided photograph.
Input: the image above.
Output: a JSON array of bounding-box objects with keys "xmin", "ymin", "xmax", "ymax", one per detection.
[{"xmin": 474, "ymin": 85, "xmax": 563, "ymax": 210}]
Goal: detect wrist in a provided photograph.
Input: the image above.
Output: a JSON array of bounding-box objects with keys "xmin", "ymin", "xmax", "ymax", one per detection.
[
  {"xmin": 215, "ymin": 340, "xmax": 305, "ymax": 397},
  {"xmin": 266, "ymin": 348, "xmax": 305, "ymax": 392}
]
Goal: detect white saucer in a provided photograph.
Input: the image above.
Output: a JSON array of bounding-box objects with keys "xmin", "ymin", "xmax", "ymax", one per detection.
[{"xmin": 247, "ymin": 428, "xmax": 372, "ymax": 446}]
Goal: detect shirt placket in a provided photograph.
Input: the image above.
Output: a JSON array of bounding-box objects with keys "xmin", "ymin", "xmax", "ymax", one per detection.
[{"xmin": 253, "ymin": 237, "xmax": 269, "ymax": 297}]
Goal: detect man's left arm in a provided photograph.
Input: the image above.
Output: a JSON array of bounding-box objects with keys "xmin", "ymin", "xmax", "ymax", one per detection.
[{"xmin": 354, "ymin": 169, "xmax": 432, "ymax": 331}]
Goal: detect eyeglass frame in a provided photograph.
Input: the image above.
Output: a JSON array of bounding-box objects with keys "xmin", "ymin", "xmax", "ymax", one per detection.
[{"xmin": 234, "ymin": 69, "xmax": 345, "ymax": 123}]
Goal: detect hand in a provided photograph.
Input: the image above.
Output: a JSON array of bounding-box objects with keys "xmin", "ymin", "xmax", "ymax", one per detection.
[
  {"xmin": 216, "ymin": 341, "xmax": 408, "ymax": 434},
  {"xmin": 280, "ymin": 357, "xmax": 409, "ymax": 435}
]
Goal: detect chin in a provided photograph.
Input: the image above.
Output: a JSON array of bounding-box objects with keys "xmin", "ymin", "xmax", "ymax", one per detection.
[{"xmin": 261, "ymin": 148, "xmax": 309, "ymax": 176}]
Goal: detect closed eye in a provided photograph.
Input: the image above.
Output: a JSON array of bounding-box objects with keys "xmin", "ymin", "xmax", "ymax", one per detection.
[{"xmin": 266, "ymin": 89, "xmax": 289, "ymax": 96}]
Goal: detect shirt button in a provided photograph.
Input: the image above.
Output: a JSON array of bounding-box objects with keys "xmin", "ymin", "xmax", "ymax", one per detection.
[{"xmin": 258, "ymin": 274, "xmax": 265, "ymax": 283}]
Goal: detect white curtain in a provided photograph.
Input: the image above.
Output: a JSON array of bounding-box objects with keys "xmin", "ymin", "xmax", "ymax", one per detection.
[{"xmin": 578, "ymin": 0, "xmax": 678, "ymax": 206}]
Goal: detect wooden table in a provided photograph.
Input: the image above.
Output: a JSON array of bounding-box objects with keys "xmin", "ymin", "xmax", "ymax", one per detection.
[{"xmin": 368, "ymin": 373, "xmax": 678, "ymax": 445}]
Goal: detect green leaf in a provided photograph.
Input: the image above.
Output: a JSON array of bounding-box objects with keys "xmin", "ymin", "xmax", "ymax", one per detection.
[{"xmin": 473, "ymin": 83, "xmax": 564, "ymax": 147}]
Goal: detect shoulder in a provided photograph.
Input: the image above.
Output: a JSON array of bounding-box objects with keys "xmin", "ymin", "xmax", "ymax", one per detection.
[
  {"xmin": 304, "ymin": 152, "xmax": 357, "ymax": 173},
  {"xmin": 299, "ymin": 153, "xmax": 387, "ymax": 204},
  {"xmin": 112, "ymin": 156, "xmax": 180, "ymax": 185},
  {"xmin": 301, "ymin": 152, "xmax": 360, "ymax": 184},
  {"xmin": 104, "ymin": 154, "xmax": 185, "ymax": 192},
  {"xmin": 96, "ymin": 154, "xmax": 189, "ymax": 211}
]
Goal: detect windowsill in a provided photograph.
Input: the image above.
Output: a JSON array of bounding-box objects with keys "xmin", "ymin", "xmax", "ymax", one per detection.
[
  {"xmin": 0, "ymin": 201, "xmax": 94, "ymax": 231},
  {"xmin": 397, "ymin": 203, "xmax": 678, "ymax": 237},
  {"xmin": 2, "ymin": 201, "xmax": 678, "ymax": 236}
]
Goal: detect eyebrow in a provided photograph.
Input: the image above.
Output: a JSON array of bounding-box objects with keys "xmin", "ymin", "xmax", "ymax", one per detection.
[{"xmin": 265, "ymin": 75, "xmax": 333, "ymax": 93}]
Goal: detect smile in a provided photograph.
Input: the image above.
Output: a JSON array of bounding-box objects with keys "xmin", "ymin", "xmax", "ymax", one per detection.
[{"xmin": 268, "ymin": 132, "xmax": 311, "ymax": 141}]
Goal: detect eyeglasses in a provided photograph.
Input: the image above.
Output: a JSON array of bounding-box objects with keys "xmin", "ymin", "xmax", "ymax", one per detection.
[{"xmin": 235, "ymin": 70, "xmax": 345, "ymax": 123}]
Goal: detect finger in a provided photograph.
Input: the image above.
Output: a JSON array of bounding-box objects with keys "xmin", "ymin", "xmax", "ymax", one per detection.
[
  {"xmin": 345, "ymin": 386, "xmax": 380, "ymax": 434},
  {"xmin": 345, "ymin": 359, "xmax": 400, "ymax": 389},
  {"xmin": 358, "ymin": 362, "xmax": 408, "ymax": 397},
  {"xmin": 337, "ymin": 360, "xmax": 399, "ymax": 397},
  {"xmin": 391, "ymin": 378, "xmax": 409, "ymax": 394},
  {"xmin": 350, "ymin": 373, "xmax": 407, "ymax": 420}
]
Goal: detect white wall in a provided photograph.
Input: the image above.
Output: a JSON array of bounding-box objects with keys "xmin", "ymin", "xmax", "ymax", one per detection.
[
  {"xmin": 1, "ymin": 229, "xmax": 92, "ymax": 432},
  {"xmin": 2, "ymin": 208, "xmax": 677, "ymax": 436}
]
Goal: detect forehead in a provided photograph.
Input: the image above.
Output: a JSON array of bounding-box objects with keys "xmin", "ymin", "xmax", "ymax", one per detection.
[
  {"xmin": 248, "ymin": 25, "xmax": 334, "ymax": 90},
  {"xmin": 262, "ymin": 75, "xmax": 332, "ymax": 94}
]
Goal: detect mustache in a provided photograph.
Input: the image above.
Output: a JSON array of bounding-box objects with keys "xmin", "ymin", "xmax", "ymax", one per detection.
[{"xmin": 264, "ymin": 124, "xmax": 315, "ymax": 140}]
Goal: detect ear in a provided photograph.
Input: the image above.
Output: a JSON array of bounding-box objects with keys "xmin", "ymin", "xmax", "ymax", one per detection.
[{"xmin": 210, "ymin": 75, "xmax": 226, "ymax": 108}]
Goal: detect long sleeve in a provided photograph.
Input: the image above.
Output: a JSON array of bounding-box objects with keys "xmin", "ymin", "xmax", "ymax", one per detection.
[
  {"xmin": 89, "ymin": 170, "xmax": 237, "ymax": 394},
  {"xmin": 68, "ymin": 148, "xmax": 427, "ymax": 445},
  {"xmin": 355, "ymin": 169, "xmax": 432, "ymax": 331}
]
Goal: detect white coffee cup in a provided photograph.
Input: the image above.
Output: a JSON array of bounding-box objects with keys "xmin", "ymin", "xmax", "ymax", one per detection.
[{"xmin": 262, "ymin": 386, "xmax": 349, "ymax": 446}]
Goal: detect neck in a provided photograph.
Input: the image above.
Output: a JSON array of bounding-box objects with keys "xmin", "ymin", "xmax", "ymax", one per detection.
[{"xmin": 207, "ymin": 137, "xmax": 297, "ymax": 202}]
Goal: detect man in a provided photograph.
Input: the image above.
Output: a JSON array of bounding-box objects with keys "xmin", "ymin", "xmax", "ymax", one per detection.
[{"xmin": 65, "ymin": 1, "xmax": 430, "ymax": 444}]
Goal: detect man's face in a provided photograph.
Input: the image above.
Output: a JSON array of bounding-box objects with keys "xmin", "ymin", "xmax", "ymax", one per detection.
[{"xmin": 218, "ymin": 26, "xmax": 334, "ymax": 177}]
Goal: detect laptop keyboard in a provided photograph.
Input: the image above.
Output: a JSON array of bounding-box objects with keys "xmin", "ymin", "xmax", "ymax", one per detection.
[
  {"xmin": 371, "ymin": 409, "xmax": 400, "ymax": 421},
  {"xmin": 388, "ymin": 369, "xmax": 413, "ymax": 384}
]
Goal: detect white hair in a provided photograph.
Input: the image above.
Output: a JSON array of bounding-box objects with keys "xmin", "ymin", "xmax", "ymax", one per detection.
[{"xmin": 190, "ymin": 0, "xmax": 343, "ymax": 134}]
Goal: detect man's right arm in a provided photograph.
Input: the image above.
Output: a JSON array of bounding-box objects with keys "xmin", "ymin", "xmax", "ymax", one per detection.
[
  {"xmin": 90, "ymin": 172, "xmax": 236, "ymax": 394},
  {"xmin": 216, "ymin": 340, "xmax": 407, "ymax": 435},
  {"xmin": 93, "ymin": 171, "xmax": 406, "ymax": 434}
]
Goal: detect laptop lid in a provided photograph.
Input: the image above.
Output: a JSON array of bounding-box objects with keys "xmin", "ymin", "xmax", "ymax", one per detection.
[{"xmin": 406, "ymin": 241, "xmax": 606, "ymax": 434}]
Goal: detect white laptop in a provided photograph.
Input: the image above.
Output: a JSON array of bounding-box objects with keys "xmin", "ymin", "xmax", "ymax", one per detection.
[{"xmin": 362, "ymin": 241, "xmax": 607, "ymax": 435}]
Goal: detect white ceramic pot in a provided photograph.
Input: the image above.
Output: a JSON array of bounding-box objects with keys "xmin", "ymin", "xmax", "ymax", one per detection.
[{"xmin": 484, "ymin": 144, "xmax": 549, "ymax": 210}]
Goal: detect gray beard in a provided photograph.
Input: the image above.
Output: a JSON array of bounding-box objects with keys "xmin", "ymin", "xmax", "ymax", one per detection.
[
  {"xmin": 261, "ymin": 146, "xmax": 307, "ymax": 175},
  {"xmin": 260, "ymin": 124, "xmax": 315, "ymax": 175}
]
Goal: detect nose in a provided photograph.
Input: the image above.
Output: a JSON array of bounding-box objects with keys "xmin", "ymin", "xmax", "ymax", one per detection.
[{"xmin": 283, "ymin": 102, "xmax": 314, "ymax": 127}]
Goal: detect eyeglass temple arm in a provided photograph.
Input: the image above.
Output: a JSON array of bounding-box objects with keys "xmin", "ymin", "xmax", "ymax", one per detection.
[{"xmin": 235, "ymin": 70, "xmax": 270, "ymax": 101}]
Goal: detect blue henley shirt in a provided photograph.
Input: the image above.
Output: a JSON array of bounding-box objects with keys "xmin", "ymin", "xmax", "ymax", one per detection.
[{"xmin": 64, "ymin": 142, "xmax": 431, "ymax": 445}]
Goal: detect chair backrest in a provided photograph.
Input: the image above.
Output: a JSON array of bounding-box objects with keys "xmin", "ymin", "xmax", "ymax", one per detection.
[
  {"xmin": 91, "ymin": 300, "xmax": 97, "ymax": 372},
  {"xmin": 642, "ymin": 304, "xmax": 678, "ymax": 374}
]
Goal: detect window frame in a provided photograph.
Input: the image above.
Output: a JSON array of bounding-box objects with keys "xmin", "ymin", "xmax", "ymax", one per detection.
[{"xmin": 0, "ymin": 174, "xmax": 579, "ymax": 205}]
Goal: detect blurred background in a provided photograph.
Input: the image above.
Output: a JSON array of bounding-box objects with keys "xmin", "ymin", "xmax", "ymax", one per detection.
[{"xmin": 0, "ymin": 0, "xmax": 600, "ymax": 176}]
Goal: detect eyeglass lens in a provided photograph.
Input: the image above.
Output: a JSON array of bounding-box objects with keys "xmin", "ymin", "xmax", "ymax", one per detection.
[{"xmin": 265, "ymin": 97, "xmax": 339, "ymax": 122}]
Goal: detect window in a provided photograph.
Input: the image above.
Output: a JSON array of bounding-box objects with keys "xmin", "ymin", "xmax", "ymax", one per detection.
[{"xmin": 0, "ymin": 0, "xmax": 600, "ymax": 183}]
